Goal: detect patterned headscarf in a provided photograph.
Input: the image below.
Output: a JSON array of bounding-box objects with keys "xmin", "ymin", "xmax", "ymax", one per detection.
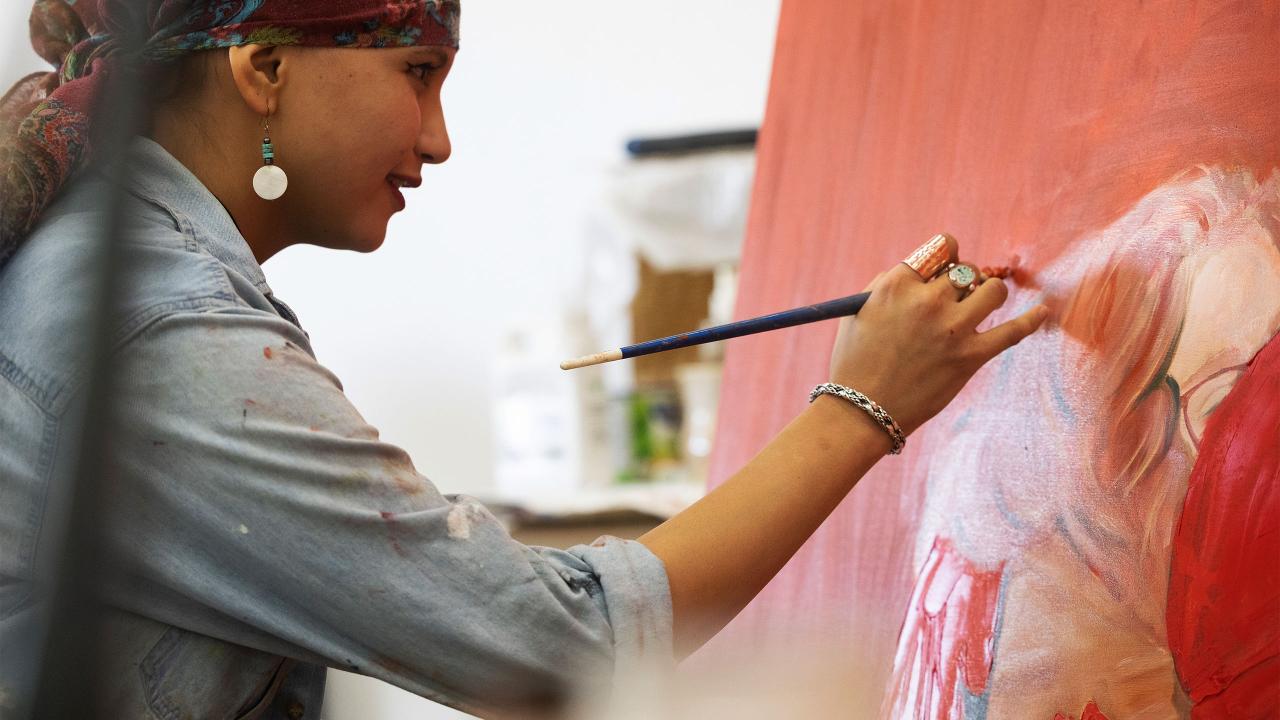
[{"xmin": 0, "ymin": 0, "xmax": 461, "ymax": 269}]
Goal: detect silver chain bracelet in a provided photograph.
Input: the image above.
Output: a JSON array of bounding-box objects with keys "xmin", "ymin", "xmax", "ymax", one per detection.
[{"xmin": 808, "ymin": 382, "xmax": 906, "ymax": 454}]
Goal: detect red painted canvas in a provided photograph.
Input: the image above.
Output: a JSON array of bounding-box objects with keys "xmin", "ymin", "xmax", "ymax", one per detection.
[{"xmin": 702, "ymin": 2, "xmax": 1280, "ymax": 717}]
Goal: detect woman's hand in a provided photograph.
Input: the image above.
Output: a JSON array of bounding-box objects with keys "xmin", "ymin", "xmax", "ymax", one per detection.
[
  {"xmin": 642, "ymin": 234, "xmax": 1049, "ymax": 660},
  {"xmin": 829, "ymin": 235, "xmax": 1048, "ymax": 435}
]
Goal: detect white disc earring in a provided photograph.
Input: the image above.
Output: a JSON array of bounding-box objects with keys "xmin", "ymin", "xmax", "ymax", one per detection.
[{"xmin": 252, "ymin": 116, "xmax": 288, "ymax": 201}]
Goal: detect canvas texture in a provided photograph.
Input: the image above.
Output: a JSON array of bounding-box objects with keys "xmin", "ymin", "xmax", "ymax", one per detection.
[{"xmin": 702, "ymin": 2, "xmax": 1280, "ymax": 717}]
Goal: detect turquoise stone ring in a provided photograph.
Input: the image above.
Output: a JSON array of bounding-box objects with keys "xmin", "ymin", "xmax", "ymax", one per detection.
[{"xmin": 947, "ymin": 263, "xmax": 979, "ymax": 292}]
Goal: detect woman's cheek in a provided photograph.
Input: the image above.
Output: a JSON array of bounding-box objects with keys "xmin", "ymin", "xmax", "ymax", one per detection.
[{"xmin": 387, "ymin": 99, "xmax": 426, "ymax": 152}]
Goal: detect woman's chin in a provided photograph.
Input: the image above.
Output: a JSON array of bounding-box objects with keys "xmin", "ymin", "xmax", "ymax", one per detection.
[
  {"xmin": 350, "ymin": 232, "xmax": 388, "ymax": 254},
  {"xmin": 344, "ymin": 217, "xmax": 391, "ymax": 253},
  {"xmin": 309, "ymin": 228, "xmax": 387, "ymax": 254}
]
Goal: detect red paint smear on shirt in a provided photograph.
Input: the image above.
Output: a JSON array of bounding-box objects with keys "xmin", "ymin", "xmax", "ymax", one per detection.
[
  {"xmin": 886, "ymin": 538, "xmax": 1003, "ymax": 718},
  {"xmin": 1167, "ymin": 332, "xmax": 1280, "ymax": 718},
  {"xmin": 263, "ymin": 346, "xmax": 273, "ymax": 359},
  {"xmin": 378, "ymin": 510, "xmax": 408, "ymax": 557}
]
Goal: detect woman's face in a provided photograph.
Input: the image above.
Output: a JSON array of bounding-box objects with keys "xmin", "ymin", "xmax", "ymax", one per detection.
[{"xmin": 268, "ymin": 45, "xmax": 456, "ymax": 253}]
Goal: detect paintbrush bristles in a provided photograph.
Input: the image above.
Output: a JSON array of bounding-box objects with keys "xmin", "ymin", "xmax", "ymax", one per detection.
[{"xmin": 559, "ymin": 349, "xmax": 624, "ymax": 370}]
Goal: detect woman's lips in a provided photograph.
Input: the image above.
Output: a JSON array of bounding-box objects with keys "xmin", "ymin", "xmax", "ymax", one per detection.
[
  {"xmin": 385, "ymin": 175, "xmax": 420, "ymax": 212},
  {"xmin": 386, "ymin": 178, "xmax": 406, "ymax": 211}
]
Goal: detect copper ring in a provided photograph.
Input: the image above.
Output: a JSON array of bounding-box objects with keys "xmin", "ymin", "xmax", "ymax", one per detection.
[{"xmin": 901, "ymin": 233, "xmax": 953, "ymax": 281}]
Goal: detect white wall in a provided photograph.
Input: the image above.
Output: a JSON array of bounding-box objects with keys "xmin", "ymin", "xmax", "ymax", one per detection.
[
  {"xmin": 1, "ymin": 3, "xmax": 780, "ymax": 717},
  {"xmin": 265, "ymin": 2, "xmax": 781, "ymax": 499}
]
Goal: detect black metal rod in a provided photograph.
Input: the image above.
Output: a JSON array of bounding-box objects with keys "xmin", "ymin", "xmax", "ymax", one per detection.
[
  {"xmin": 29, "ymin": 29, "xmax": 150, "ymax": 720},
  {"xmin": 625, "ymin": 128, "xmax": 757, "ymax": 157}
]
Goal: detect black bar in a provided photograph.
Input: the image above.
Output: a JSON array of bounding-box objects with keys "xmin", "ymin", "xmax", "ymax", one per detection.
[
  {"xmin": 626, "ymin": 128, "xmax": 758, "ymax": 157},
  {"xmin": 29, "ymin": 22, "xmax": 150, "ymax": 720}
]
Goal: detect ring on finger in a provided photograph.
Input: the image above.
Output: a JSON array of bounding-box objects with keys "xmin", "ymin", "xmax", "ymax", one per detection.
[
  {"xmin": 901, "ymin": 233, "xmax": 954, "ymax": 281},
  {"xmin": 946, "ymin": 262, "xmax": 982, "ymax": 296}
]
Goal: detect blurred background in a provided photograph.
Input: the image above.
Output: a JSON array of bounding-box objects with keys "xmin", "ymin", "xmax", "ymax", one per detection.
[{"xmin": 1, "ymin": 2, "xmax": 781, "ymax": 717}]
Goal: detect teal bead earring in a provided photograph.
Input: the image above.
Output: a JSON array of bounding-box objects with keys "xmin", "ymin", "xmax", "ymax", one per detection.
[{"xmin": 252, "ymin": 115, "xmax": 288, "ymax": 201}]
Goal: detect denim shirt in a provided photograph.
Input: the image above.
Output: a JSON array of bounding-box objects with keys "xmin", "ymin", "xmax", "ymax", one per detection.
[{"xmin": 0, "ymin": 138, "xmax": 673, "ymax": 719}]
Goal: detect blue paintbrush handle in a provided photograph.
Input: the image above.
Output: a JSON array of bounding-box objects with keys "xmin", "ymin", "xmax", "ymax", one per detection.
[{"xmin": 620, "ymin": 291, "xmax": 871, "ymax": 360}]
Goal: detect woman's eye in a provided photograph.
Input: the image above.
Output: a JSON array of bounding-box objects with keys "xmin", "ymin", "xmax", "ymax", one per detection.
[{"xmin": 407, "ymin": 62, "xmax": 441, "ymax": 84}]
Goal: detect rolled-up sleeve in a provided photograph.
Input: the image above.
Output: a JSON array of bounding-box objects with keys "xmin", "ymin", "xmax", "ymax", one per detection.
[{"xmin": 102, "ymin": 304, "xmax": 674, "ymax": 715}]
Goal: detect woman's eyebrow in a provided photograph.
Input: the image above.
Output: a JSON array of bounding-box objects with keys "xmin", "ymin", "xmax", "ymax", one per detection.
[{"xmin": 411, "ymin": 47, "xmax": 450, "ymax": 64}]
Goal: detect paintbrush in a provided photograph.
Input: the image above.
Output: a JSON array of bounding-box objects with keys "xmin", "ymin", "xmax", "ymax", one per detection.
[{"xmin": 560, "ymin": 265, "xmax": 1012, "ymax": 370}]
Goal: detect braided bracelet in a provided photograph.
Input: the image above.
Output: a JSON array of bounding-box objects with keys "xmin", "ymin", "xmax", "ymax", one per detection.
[{"xmin": 808, "ymin": 382, "xmax": 906, "ymax": 454}]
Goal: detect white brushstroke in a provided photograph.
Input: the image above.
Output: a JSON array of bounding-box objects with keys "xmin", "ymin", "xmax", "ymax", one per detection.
[
  {"xmin": 447, "ymin": 504, "xmax": 477, "ymax": 540},
  {"xmin": 237, "ymin": 524, "xmax": 250, "ymax": 535}
]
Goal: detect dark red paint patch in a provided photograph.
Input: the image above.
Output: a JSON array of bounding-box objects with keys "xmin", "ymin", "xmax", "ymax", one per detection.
[
  {"xmin": 263, "ymin": 346, "xmax": 274, "ymax": 359},
  {"xmin": 1167, "ymin": 332, "xmax": 1280, "ymax": 717}
]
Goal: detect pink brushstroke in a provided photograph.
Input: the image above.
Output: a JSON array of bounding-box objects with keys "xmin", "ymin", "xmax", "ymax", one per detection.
[{"xmin": 882, "ymin": 537, "xmax": 1003, "ymax": 720}]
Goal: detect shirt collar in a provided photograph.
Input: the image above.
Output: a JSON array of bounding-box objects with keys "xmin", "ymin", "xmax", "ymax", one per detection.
[{"xmin": 119, "ymin": 136, "xmax": 272, "ymax": 294}]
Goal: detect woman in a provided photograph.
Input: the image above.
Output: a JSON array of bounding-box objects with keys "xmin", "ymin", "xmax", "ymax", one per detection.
[{"xmin": 0, "ymin": 2, "xmax": 1047, "ymax": 717}]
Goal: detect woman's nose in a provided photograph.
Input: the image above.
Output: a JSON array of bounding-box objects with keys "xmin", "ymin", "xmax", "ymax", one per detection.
[{"xmin": 417, "ymin": 112, "xmax": 451, "ymax": 165}]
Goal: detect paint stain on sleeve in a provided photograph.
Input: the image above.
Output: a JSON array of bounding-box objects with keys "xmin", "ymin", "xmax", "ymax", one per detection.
[
  {"xmin": 447, "ymin": 503, "xmax": 485, "ymax": 540},
  {"xmin": 392, "ymin": 473, "xmax": 425, "ymax": 495},
  {"xmin": 240, "ymin": 399, "xmax": 257, "ymax": 429},
  {"xmin": 376, "ymin": 451, "xmax": 427, "ymax": 495},
  {"xmin": 263, "ymin": 346, "xmax": 274, "ymax": 359},
  {"xmin": 379, "ymin": 511, "xmax": 408, "ymax": 557}
]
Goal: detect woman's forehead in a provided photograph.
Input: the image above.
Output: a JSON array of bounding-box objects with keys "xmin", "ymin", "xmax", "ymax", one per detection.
[{"xmin": 410, "ymin": 46, "xmax": 456, "ymax": 61}]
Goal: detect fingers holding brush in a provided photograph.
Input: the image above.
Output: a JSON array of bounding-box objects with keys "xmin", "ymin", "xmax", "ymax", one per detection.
[
  {"xmin": 827, "ymin": 233, "xmax": 1046, "ymax": 438},
  {"xmin": 559, "ymin": 233, "xmax": 1031, "ymax": 383}
]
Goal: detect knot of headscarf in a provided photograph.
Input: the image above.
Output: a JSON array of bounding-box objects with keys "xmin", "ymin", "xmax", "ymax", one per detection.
[{"xmin": 0, "ymin": 0, "xmax": 461, "ymax": 270}]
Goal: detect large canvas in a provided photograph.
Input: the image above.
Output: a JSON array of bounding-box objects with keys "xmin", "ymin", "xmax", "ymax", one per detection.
[{"xmin": 703, "ymin": 2, "xmax": 1279, "ymax": 717}]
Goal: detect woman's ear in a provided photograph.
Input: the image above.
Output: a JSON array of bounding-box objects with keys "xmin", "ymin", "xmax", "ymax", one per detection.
[{"xmin": 227, "ymin": 44, "xmax": 287, "ymax": 117}]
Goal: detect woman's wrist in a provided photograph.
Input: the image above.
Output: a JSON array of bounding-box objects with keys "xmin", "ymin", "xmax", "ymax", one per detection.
[
  {"xmin": 809, "ymin": 382, "xmax": 906, "ymax": 453},
  {"xmin": 807, "ymin": 392, "xmax": 896, "ymax": 456}
]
